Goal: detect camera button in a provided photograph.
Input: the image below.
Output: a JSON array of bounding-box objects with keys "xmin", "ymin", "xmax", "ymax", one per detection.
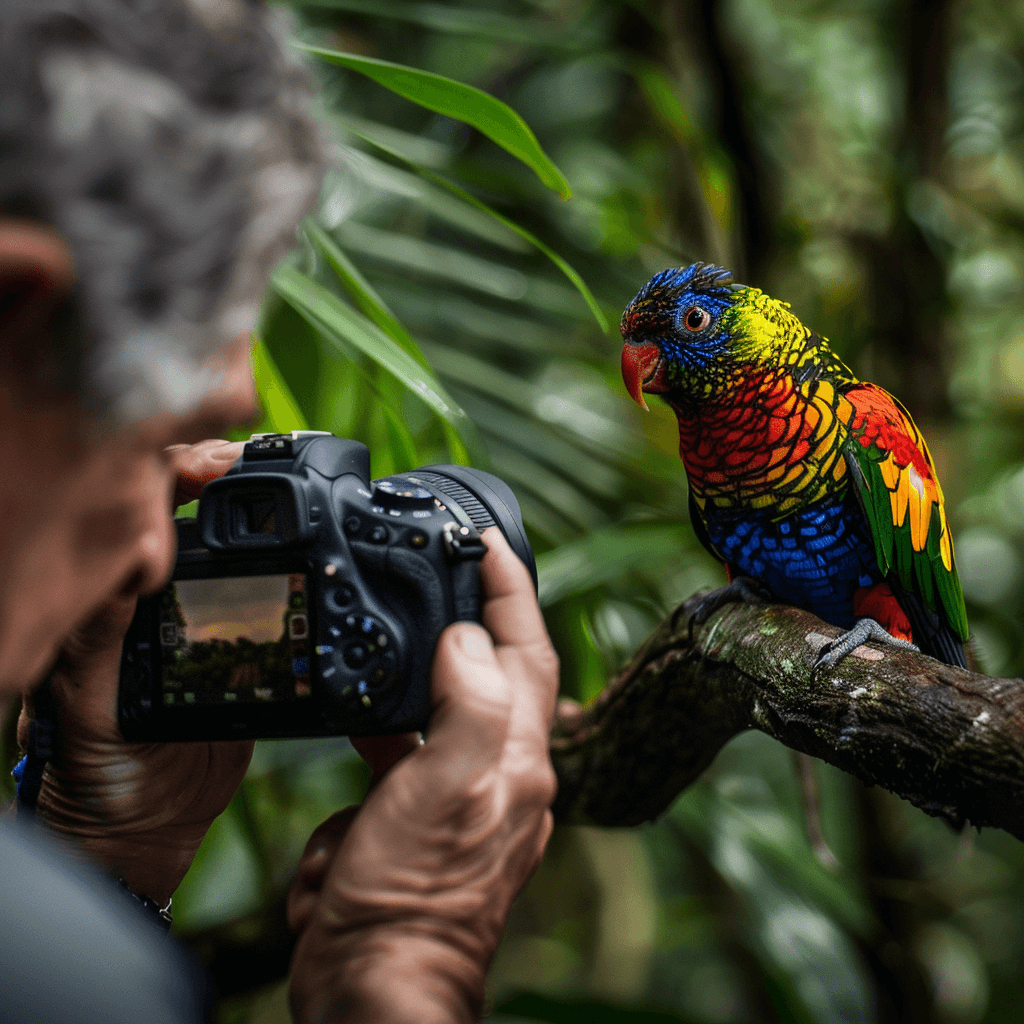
[
  {"xmin": 346, "ymin": 613, "xmax": 377, "ymax": 634},
  {"xmin": 343, "ymin": 642, "xmax": 369, "ymax": 668},
  {"xmin": 344, "ymin": 516, "xmax": 361, "ymax": 536},
  {"xmin": 325, "ymin": 587, "xmax": 355, "ymax": 615},
  {"xmin": 368, "ymin": 525, "xmax": 388, "ymax": 543},
  {"xmin": 409, "ymin": 531, "xmax": 428, "ymax": 549},
  {"xmin": 329, "ymin": 626, "xmax": 342, "ymax": 639}
]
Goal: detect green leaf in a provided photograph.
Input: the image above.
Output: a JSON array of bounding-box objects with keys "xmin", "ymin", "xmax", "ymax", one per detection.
[
  {"xmin": 287, "ymin": 0, "xmax": 591, "ymax": 50},
  {"xmin": 635, "ymin": 62, "xmax": 699, "ymax": 148},
  {"xmin": 303, "ymin": 219, "xmax": 427, "ymax": 367},
  {"xmin": 378, "ymin": 285, "xmax": 577, "ymax": 355},
  {"xmin": 329, "ymin": 144, "xmax": 527, "ymax": 248},
  {"xmin": 455, "ymin": 391, "xmax": 626, "ymax": 497},
  {"xmin": 378, "ymin": 399, "xmax": 422, "ymax": 472},
  {"xmin": 299, "ymin": 45, "xmax": 573, "ymax": 199},
  {"xmin": 332, "ymin": 114, "xmax": 610, "ymax": 333},
  {"xmin": 487, "ymin": 439, "xmax": 609, "ymax": 532},
  {"xmin": 252, "ymin": 336, "xmax": 310, "ymax": 432},
  {"xmin": 271, "ymin": 263, "xmax": 483, "ymax": 464},
  {"xmin": 536, "ymin": 522, "xmax": 689, "ymax": 607},
  {"xmin": 302, "ymin": 220, "xmax": 472, "ymax": 464}
]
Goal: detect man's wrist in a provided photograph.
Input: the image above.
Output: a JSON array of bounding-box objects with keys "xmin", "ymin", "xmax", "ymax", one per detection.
[
  {"xmin": 33, "ymin": 782, "xmax": 200, "ymax": 903},
  {"xmin": 70, "ymin": 833, "xmax": 194, "ymax": 905},
  {"xmin": 290, "ymin": 926, "xmax": 488, "ymax": 1024}
]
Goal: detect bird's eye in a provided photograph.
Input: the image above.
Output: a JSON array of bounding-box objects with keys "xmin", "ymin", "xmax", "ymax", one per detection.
[{"xmin": 683, "ymin": 306, "xmax": 711, "ymax": 332}]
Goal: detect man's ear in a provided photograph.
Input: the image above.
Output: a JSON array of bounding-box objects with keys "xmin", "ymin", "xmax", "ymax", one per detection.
[{"xmin": 0, "ymin": 220, "xmax": 77, "ymax": 391}]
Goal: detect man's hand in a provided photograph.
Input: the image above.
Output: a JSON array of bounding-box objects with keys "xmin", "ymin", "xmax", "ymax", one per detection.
[
  {"xmin": 19, "ymin": 440, "xmax": 249, "ymax": 904},
  {"xmin": 288, "ymin": 528, "xmax": 559, "ymax": 1024}
]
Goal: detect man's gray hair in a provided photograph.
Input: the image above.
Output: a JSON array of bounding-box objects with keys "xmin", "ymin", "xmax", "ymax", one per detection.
[{"xmin": 0, "ymin": 0, "xmax": 326, "ymax": 421}]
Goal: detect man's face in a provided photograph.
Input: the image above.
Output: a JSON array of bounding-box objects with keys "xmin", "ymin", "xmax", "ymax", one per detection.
[{"xmin": 0, "ymin": 225, "xmax": 258, "ymax": 691}]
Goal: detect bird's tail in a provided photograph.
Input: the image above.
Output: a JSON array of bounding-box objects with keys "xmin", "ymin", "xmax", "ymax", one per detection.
[{"xmin": 895, "ymin": 585, "xmax": 967, "ymax": 669}]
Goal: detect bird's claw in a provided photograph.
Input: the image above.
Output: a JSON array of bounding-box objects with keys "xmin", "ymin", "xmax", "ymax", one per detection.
[
  {"xmin": 686, "ymin": 576, "xmax": 774, "ymax": 640},
  {"xmin": 812, "ymin": 617, "xmax": 919, "ymax": 678}
]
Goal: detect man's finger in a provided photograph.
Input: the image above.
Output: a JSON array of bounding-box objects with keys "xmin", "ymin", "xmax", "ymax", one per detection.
[
  {"xmin": 288, "ymin": 806, "xmax": 361, "ymax": 931},
  {"xmin": 478, "ymin": 529, "xmax": 559, "ymax": 738},
  {"xmin": 296, "ymin": 807, "xmax": 361, "ymax": 878},
  {"xmin": 478, "ymin": 529, "xmax": 551, "ymax": 655},
  {"xmin": 422, "ymin": 622, "xmax": 512, "ymax": 781},
  {"xmin": 170, "ymin": 439, "xmax": 245, "ymax": 506}
]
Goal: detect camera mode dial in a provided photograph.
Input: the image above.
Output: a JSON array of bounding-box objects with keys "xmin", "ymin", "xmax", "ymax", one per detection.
[{"xmin": 370, "ymin": 479, "xmax": 436, "ymax": 512}]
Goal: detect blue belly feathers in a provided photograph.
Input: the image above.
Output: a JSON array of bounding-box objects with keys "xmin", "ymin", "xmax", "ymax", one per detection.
[{"xmin": 703, "ymin": 494, "xmax": 879, "ymax": 628}]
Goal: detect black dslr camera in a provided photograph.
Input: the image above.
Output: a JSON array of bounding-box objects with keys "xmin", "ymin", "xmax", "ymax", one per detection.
[{"xmin": 119, "ymin": 431, "xmax": 535, "ymax": 741}]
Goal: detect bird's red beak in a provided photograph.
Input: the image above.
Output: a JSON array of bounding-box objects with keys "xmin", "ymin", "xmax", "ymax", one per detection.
[{"xmin": 621, "ymin": 340, "xmax": 666, "ymax": 412}]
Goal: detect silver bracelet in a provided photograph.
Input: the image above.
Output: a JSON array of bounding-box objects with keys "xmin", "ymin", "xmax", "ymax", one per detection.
[{"xmin": 115, "ymin": 876, "xmax": 173, "ymax": 931}]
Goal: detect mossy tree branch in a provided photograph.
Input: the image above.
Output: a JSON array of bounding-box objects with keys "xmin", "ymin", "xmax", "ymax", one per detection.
[{"xmin": 550, "ymin": 593, "xmax": 1024, "ymax": 839}]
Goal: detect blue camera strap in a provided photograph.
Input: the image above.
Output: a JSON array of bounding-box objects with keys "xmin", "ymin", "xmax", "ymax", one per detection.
[{"xmin": 12, "ymin": 676, "xmax": 55, "ymax": 820}]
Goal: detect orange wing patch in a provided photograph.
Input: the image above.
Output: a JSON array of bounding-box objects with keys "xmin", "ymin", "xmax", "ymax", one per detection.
[{"xmin": 849, "ymin": 385, "xmax": 954, "ymax": 574}]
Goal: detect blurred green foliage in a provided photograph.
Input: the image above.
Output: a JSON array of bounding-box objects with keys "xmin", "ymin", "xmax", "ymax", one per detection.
[{"xmin": 7, "ymin": 0, "xmax": 1022, "ymax": 1021}]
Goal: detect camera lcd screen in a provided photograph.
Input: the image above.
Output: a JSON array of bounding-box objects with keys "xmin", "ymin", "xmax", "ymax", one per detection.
[{"xmin": 158, "ymin": 574, "xmax": 311, "ymax": 705}]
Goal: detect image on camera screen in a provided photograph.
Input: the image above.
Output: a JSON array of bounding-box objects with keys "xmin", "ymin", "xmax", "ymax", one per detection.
[{"xmin": 158, "ymin": 574, "xmax": 311, "ymax": 705}]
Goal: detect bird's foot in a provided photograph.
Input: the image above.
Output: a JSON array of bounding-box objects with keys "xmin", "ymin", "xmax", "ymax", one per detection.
[
  {"xmin": 813, "ymin": 617, "xmax": 919, "ymax": 676},
  {"xmin": 684, "ymin": 576, "xmax": 774, "ymax": 639}
]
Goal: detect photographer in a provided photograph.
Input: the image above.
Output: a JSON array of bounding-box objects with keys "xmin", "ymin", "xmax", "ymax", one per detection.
[{"xmin": 0, "ymin": 1, "xmax": 559, "ymax": 1022}]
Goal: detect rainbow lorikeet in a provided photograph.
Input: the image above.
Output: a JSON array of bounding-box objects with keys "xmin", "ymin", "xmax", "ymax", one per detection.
[{"xmin": 620, "ymin": 263, "xmax": 969, "ymax": 669}]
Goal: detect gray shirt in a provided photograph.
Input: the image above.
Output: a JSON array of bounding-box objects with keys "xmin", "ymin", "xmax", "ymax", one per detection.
[{"xmin": 0, "ymin": 818, "xmax": 209, "ymax": 1024}]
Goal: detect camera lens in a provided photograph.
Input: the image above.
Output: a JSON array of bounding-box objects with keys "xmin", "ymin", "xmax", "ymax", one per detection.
[{"xmin": 396, "ymin": 466, "xmax": 537, "ymax": 591}]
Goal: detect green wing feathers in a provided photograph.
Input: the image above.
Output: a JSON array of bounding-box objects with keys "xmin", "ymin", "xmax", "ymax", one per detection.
[{"xmin": 843, "ymin": 386, "xmax": 969, "ymax": 643}]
